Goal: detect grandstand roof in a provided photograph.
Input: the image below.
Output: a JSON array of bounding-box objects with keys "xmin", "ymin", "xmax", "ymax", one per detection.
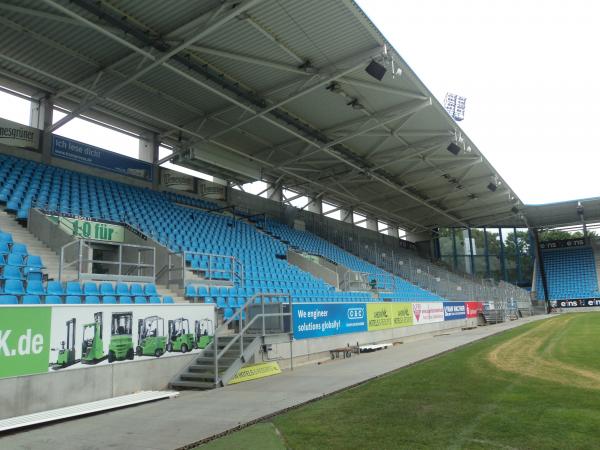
[
  {"xmin": 0, "ymin": 0, "xmax": 527, "ymax": 232},
  {"xmin": 525, "ymin": 197, "xmax": 600, "ymax": 229}
]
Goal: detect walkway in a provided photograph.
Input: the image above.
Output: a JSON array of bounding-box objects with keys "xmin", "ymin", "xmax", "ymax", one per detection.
[{"xmin": 1, "ymin": 315, "xmax": 550, "ymax": 450}]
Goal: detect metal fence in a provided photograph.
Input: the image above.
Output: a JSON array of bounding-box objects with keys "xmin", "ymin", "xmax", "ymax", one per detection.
[
  {"xmin": 296, "ymin": 213, "xmax": 532, "ymax": 308},
  {"xmin": 59, "ymin": 239, "xmax": 155, "ymax": 283},
  {"xmin": 166, "ymin": 250, "xmax": 244, "ymax": 288}
]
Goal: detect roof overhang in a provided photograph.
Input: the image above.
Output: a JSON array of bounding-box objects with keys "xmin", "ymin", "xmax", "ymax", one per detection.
[{"xmin": 0, "ymin": 0, "xmax": 527, "ymax": 232}]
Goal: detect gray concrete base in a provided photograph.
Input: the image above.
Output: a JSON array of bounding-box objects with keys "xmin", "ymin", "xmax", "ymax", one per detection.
[
  {"xmin": 1, "ymin": 314, "xmax": 549, "ymax": 450},
  {"xmin": 0, "ymin": 353, "xmax": 196, "ymax": 420}
]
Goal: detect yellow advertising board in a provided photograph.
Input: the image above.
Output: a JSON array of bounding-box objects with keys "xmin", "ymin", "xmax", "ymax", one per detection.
[
  {"xmin": 228, "ymin": 361, "xmax": 282, "ymax": 385},
  {"xmin": 367, "ymin": 303, "xmax": 413, "ymax": 331},
  {"xmin": 367, "ymin": 303, "xmax": 393, "ymax": 330},
  {"xmin": 391, "ymin": 303, "xmax": 413, "ymax": 327}
]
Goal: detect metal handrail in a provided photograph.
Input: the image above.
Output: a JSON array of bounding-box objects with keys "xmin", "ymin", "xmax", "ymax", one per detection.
[
  {"xmin": 168, "ymin": 250, "xmax": 244, "ymax": 288},
  {"xmin": 59, "ymin": 239, "xmax": 156, "ymax": 282},
  {"xmin": 213, "ymin": 293, "xmax": 292, "ymax": 386}
]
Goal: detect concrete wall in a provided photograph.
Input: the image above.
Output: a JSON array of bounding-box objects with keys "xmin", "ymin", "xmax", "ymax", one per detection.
[
  {"xmin": 0, "ymin": 353, "xmax": 196, "ymax": 420},
  {"xmin": 287, "ymin": 250, "xmax": 339, "ymax": 289},
  {"xmin": 28, "ymin": 208, "xmax": 76, "ymax": 254}
]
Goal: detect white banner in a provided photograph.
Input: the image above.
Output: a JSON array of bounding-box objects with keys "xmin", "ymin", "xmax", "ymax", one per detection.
[
  {"xmin": 0, "ymin": 118, "xmax": 40, "ymax": 149},
  {"xmin": 412, "ymin": 302, "xmax": 444, "ymax": 324},
  {"xmin": 199, "ymin": 181, "xmax": 226, "ymax": 200},
  {"xmin": 161, "ymin": 168, "xmax": 194, "ymax": 192},
  {"xmin": 48, "ymin": 303, "xmax": 215, "ymax": 372}
]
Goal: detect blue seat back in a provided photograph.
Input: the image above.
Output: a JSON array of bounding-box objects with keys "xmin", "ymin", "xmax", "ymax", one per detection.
[{"xmin": 0, "ymin": 295, "xmax": 18, "ymax": 305}]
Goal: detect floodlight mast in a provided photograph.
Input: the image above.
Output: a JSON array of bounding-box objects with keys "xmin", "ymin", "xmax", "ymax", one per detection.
[{"xmin": 577, "ymin": 201, "xmax": 588, "ymax": 240}]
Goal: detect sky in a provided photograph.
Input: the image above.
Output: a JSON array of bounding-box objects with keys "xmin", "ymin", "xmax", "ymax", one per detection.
[
  {"xmin": 1, "ymin": 1, "xmax": 600, "ymax": 205},
  {"xmin": 357, "ymin": 0, "xmax": 600, "ymax": 205}
]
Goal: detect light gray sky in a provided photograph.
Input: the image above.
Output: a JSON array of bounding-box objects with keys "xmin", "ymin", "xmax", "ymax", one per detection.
[
  {"xmin": 2, "ymin": 1, "xmax": 599, "ymax": 205},
  {"xmin": 358, "ymin": 0, "xmax": 600, "ymax": 205}
]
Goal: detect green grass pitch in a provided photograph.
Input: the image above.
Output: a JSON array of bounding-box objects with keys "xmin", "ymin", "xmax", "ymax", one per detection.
[{"xmin": 197, "ymin": 313, "xmax": 600, "ymax": 449}]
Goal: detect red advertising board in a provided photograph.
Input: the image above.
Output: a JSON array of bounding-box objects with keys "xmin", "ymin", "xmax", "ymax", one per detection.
[{"xmin": 465, "ymin": 302, "xmax": 483, "ymax": 318}]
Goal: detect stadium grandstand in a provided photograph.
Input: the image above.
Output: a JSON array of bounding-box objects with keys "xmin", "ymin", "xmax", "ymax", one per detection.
[{"xmin": 0, "ymin": 1, "xmax": 599, "ymax": 448}]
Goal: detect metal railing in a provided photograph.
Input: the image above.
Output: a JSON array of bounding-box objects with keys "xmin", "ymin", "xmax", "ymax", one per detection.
[
  {"xmin": 59, "ymin": 239, "xmax": 155, "ymax": 283},
  {"xmin": 166, "ymin": 251, "xmax": 244, "ymax": 289},
  {"xmin": 339, "ymin": 271, "xmax": 395, "ymax": 292},
  {"xmin": 213, "ymin": 293, "xmax": 292, "ymax": 386}
]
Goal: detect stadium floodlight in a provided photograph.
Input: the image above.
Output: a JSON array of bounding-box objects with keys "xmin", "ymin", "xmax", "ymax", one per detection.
[
  {"xmin": 365, "ymin": 60, "xmax": 386, "ymax": 81},
  {"xmin": 444, "ymin": 93, "xmax": 467, "ymax": 121},
  {"xmin": 446, "ymin": 142, "xmax": 461, "ymax": 155},
  {"xmin": 487, "ymin": 182, "xmax": 498, "ymax": 192}
]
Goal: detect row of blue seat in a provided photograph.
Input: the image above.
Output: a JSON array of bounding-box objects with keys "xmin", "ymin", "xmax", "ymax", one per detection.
[{"xmin": 0, "ymin": 294, "xmax": 175, "ymax": 305}]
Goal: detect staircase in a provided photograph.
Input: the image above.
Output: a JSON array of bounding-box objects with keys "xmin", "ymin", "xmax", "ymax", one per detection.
[
  {"xmin": 171, "ymin": 294, "xmax": 293, "ymax": 390},
  {"xmin": 482, "ymin": 308, "xmax": 505, "ymax": 324},
  {"xmin": 0, "ymin": 210, "xmax": 78, "ymax": 281},
  {"xmin": 170, "ymin": 334, "xmax": 262, "ymax": 389},
  {"xmin": 156, "ymin": 284, "xmax": 186, "ymax": 304}
]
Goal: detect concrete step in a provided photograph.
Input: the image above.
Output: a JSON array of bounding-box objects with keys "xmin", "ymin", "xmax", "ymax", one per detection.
[
  {"xmin": 156, "ymin": 284, "xmax": 188, "ymax": 303},
  {"xmin": 196, "ymin": 356, "xmax": 237, "ymax": 365},
  {"xmin": 180, "ymin": 372, "xmax": 215, "ymax": 382},
  {"xmin": 189, "ymin": 364, "xmax": 226, "ymax": 373},
  {"xmin": 170, "ymin": 380, "xmax": 215, "ymax": 390}
]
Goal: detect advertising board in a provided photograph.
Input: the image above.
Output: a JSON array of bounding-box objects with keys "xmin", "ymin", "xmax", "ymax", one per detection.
[
  {"xmin": 52, "ymin": 135, "xmax": 153, "ymax": 182},
  {"xmin": 412, "ymin": 302, "xmax": 444, "ymax": 325},
  {"xmin": 0, "ymin": 118, "xmax": 39, "ymax": 149},
  {"xmin": 293, "ymin": 303, "xmax": 367, "ymax": 340},
  {"xmin": 0, "ymin": 304, "xmax": 215, "ymax": 380},
  {"xmin": 443, "ymin": 302, "xmax": 466, "ymax": 320}
]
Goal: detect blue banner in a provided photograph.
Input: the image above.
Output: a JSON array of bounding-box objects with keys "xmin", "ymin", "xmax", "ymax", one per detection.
[
  {"xmin": 52, "ymin": 135, "xmax": 153, "ymax": 182},
  {"xmin": 293, "ymin": 303, "xmax": 368, "ymax": 340},
  {"xmin": 443, "ymin": 302, "xmax": 466, "ymax": 320}
]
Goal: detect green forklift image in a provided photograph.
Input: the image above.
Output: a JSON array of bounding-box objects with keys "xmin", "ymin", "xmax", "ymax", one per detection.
[
  {"xmin": 136, "ymin": 315, "xmax": 167, "ymax": 357},
  {"xmin": 166, "ymin": 318, "xmax": 195, "ymax": 353},
  {"xmin": 81, "ymin": 312, "xmax": 106, "ymax": 364},
  {"xmin": 194, "ymin": 318, "xmax": 214, "ymax": 349},
  {"xmin": 50, "ymin": 318, "xmax": 79, "ymax": 370},
  {"xmin": 108, "ymin": 312, "xmax": 135, "ymax": 363}
]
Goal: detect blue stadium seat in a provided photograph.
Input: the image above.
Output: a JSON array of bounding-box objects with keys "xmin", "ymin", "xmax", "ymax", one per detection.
[
  {"xmin": 7, "ymin": 253, "xmax": 25, "ymax": 267},
  {"xmin": 149, "ymin": 296, "xmax": 161, "ymax": 304},
  {"xmin": 103, "ymin": 295, "xmax": 117, "ymax": 304},
  {"xmin": 26, "ymin": 280, "xmax": 45, "ymax": 295},
  {"xmin": 66, "ymin": 282, "xmax": 82, "ymax": 296},
  {"xmin": 11, "ymin": 243, "xmax": 28, "ymax": 256},
  {"xmin": 65, "ymin": 295, "xmax": 81, "ymax": 305},
  {"xmin": 27, "ymin": 255, "xmax": 44, "ymax": 269},
  {"xmin": 223, "ymin": 307, "xmax": 234, "ymax": 320},
  {"xmin": 100, "ymin": 282, "xmax": 115, "ymax": 296},
  {"xmin": 130, "ymin": 284, "xmax": 144, "ymax": 297},
  {"xmin": 47, "ymin": 281, "xmax": 64, "ymax": 296},
  {"xmin": 162, "ymin": 296, "xmax": 174, "ymax": 304},
  {"xmin": 144, "ymin": 284, "xmax": 158, "ymax": 296},
  {"xmin": 0, "ymin": 295, "xmax": 18, "ymax": 305},
  {"xmin": 83, "ymin": 282, "xmax": 99, "ymax": 296},
  {"xmin": 116, "ymin": 283, "xmax": 129, "ymax": 296},
  {"xmin": 134, "ymin": 296, "xmax": 147, "ymax": 304},
  {"xmin": 3, "ymin": 265, "xmax": 23, "ymax": 280},
  {"xmin": 119, "ymin": 296, "xmax": 132, "ymax": 304},
  {"xmin": 45, "ymin": 295, "xmax": 62, "ymax": 305},
  {"xmin": 4, "ymin": 279, "xmax": 24, "ymax": 295},
  {"xmin": 185, "ymin": 285, "xmax": 197, "ymax": 298},
  {"xmin": 85, "ymin": 295, "xmax": 100, "ymax": 304},
  {"xmin": 22, "ymin": 294, "xmax": 41, "ymax": 305}
]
